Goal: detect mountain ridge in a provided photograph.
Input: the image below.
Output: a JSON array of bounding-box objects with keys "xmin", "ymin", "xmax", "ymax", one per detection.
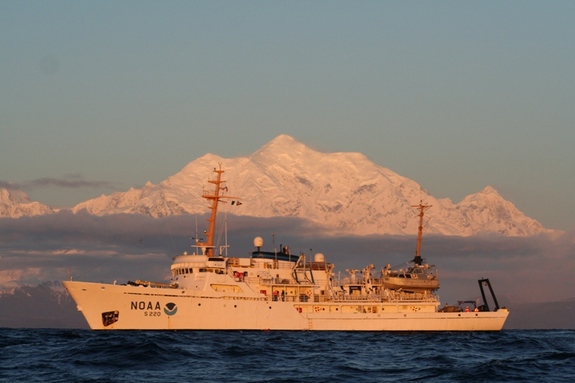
[
  {"xmin": 0, "ymin": 187, "xmax": 54, "ymax": 218},
  {"xmin": 1, "ymin": 135, "xmax": 553, "ymax": 237}
]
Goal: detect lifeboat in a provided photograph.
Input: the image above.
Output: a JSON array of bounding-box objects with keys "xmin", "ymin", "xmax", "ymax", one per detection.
[{"xmin": 383, "ymin": 264, "xmax": 439, "ymax": 291}]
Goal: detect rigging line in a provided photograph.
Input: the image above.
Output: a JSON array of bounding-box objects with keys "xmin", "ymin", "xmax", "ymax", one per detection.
[{"xmin": 214, "ymin": 205, "xmax": 228, "ymax": 256}]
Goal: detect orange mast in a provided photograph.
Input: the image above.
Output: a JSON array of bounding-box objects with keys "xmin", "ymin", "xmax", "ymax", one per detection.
[
  {"xmin": 411, "ymin": 201, "xmax": 432, "ymax": 265},
  {"xmin": 196, "ymin": 165, "xmax": 239, "ymax": 257}
]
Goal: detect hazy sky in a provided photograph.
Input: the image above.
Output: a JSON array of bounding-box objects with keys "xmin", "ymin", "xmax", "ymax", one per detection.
[{"xmin": 2, "ymin": 1, "xmax": 574, "ymax": 230}]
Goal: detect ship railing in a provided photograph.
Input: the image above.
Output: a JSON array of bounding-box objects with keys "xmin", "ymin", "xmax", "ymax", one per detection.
[
  {"xmin": 257, "ymin": 276, "xmax": 303, "ymax": 286},
  {"xmin": 331, "ymin": 294, "xmax": 383, "ymax": 302},
  {"xmin": 387, "ymin": 290, "xmax": 439, "ymax": 302},
  {"xmin": 328, "ymin": 290, "xmax": 438, "ymax": 303},
  {"xmin": 270, "ymin": 294, "xmax": 310, "ymax": 303},
  {"xmin": 227, "ymin": 258, "xmax": 247, "ymax": 267},
  {"xmin": 332, "ymin": 277, "xmax": 385, "ymax": 287},
  {"xmin": 277, "ymin": 262, "xmax": 296, "ymax": 270},
  {"xmin": 248, "ymin": 259, "xmax": 296, "ymax": 270},
  {"xmin": 242, "ymin": 276, "xmax": 264, "ymax": 285},
  {"xmin": 128, "ymin": 280, "xmax": 177, "ymax": 289},
  {"xmin": 264, "ymin": 292, "xmax": 436, "ymax": 303}
]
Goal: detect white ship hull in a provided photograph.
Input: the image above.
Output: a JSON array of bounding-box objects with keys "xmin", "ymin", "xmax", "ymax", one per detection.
[{"xmin": 63, "ymin": 281, "xmax": 508, "ymax": 331}]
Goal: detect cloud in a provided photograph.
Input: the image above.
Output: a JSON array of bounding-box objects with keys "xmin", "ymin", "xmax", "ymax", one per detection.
[
  {"xmin": 25, "ymin": 174, "xmax": 117, "ymax": 189},
  {"xmin": 0, "ymin": 213, "xmax": 573, "ymax": 308},
  {"xmin": 0, "ymin": 180, "xmax": 19, "ymax": 190},
  {"xmin": 0, "ymin": 174, "xmax": 116, "ymax": 192}
]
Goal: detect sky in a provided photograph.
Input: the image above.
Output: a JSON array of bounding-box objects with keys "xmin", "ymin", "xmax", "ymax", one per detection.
[{"xmin": 2, "ymin": 0, "xmax": 575, "ymax": 233}]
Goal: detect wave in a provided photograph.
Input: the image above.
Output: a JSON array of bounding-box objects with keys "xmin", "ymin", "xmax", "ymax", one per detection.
[{"xmin": 1, "ymin": 329, "xmax": 573, "ymax": 382}]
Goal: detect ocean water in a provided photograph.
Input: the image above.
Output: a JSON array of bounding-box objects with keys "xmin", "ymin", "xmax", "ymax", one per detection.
[{"xmin": 1, "ymin": 329, "xmax": 573, "ymax": 382}]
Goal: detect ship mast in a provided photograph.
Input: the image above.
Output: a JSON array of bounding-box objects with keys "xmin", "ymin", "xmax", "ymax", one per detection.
[
  {"xmin": 196, "ymin": 165, "xmax": 236, "ymax": 257},
  {"xmin": 411, "ymin": 201, "xmax": 432, "ymax": 265}
]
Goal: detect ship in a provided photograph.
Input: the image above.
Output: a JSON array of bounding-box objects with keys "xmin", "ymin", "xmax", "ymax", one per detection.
[{"xmin": 63, "ymin": 165, "xmax": 509, "ymax": 331}]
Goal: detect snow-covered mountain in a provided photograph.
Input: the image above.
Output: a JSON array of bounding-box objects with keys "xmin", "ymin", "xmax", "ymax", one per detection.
[
  {"xmin": 0, "ymin": 187, "xmax": 54, "ymax": 218},
  {"xmin": 70, "ymin": 134, "xmax": 550, "ymax": 237}
]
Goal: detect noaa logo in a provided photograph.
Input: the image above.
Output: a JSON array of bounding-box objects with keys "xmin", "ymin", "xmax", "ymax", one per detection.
[{"xmin": 164, "ymin": 302, "xmax": 178, "ymax": 316}]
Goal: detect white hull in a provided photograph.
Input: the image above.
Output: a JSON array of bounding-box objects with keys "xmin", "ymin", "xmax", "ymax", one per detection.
[{"xmin": 63, "ymin": 281, "xmax": 508, "ymax": 331}]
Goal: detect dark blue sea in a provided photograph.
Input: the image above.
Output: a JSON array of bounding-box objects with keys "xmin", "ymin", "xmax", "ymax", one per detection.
[{"xmin": 1, "ymin": 329, "xmax": 574, "ymax": 382}]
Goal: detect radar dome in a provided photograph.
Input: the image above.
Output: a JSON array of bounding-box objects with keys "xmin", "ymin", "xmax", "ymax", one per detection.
[
  {"xmin": 253, "ymin": 236, "xmax": 264, "ymax": 248},
  {"xmin": 314, "ymin": 253, "xmax": 325, "ymax": 262}
]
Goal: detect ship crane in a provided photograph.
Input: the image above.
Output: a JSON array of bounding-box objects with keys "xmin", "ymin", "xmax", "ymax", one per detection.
[{"xmin": 346, "ymin": 268, "xmax": 359, "ymax": 284}]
